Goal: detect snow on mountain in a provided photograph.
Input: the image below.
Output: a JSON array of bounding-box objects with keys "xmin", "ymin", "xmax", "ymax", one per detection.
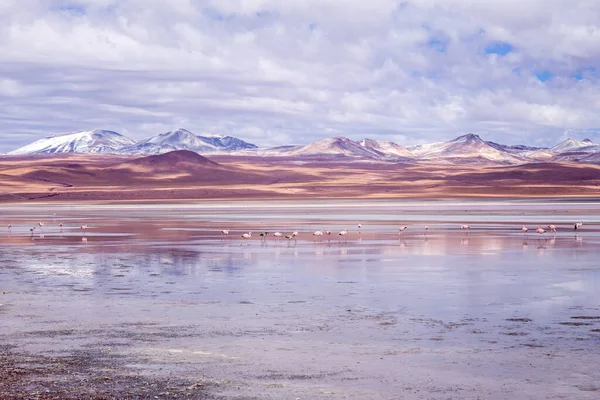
[
  {"xmin": 551, "ymin": 138, "xmax": 599, "ymax": 153},
  {"xmin": 8, "ymin": 129, "xmax": 136, "ymax": 155},
  {"xmin": 408, "ymin": 134, "xmax": 525, "ymax": 164},
  {"xmin": 123, "ymin": 129, "xmax": 258, "ymax": 155},
  {"xmin": 286, "ymin": 137, "xmax": 386, "ymax": 158},
  {"xmin": 486, "ymin": 141, "xmax": 544, "ymax": 153},
  {"xmin": 124, "ymin": 129, "xmax": 216, "ymax": 154},
  {"xmin": 359, "ymin": 139, "xmax": 415, "ymax": 158}
]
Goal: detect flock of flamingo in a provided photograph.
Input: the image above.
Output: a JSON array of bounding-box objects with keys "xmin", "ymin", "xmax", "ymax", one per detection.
[
  {"xmin": 6, "ymin": 221, "xmax": 584, "ymax": 243},
  {"xmin": 219, "ymin": 221, "xmax": 585, "ymax": 243},
  {"xmin": 6, "ymin": 222, "xmax": 88, "ymax": 236}
]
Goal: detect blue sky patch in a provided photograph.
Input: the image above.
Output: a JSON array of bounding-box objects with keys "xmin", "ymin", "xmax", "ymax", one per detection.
[
  {"xmin": 53, "ymin": 4, "xmax": 86, "ymax": 15},
  {"xmin": 428, "ymin": 37, "xmax": 448, "ymax": 53},
  {"xmin": 485, "ymin": 42, "xmax": 513, "ymax": 56},
  {"xmin": 574, "ymin": 66, "xmax": 597, "ymax": 80},
  {"xmin": 535, "ymin": 71, "xmax": 552, "ymax": 82}
]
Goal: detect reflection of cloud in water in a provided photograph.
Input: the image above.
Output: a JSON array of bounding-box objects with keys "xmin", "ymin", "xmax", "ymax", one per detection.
[{"xmin": 552, "ymin": 280, "xmax": 587, "ymax": 292}]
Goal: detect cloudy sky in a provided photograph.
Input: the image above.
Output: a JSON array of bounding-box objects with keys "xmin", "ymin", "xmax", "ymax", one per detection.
[{"xmin": 1, "ymin": 0, "xmax": 599, "ymax": 152}]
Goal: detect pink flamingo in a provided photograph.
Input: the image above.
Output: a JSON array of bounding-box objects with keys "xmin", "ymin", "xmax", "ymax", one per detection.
[
  {"xmin": 241, "ymin": 231, "xmax": 252, "ymax": 243},
  {"xmin": 7, "ymin": 224, "xmax": 11, "ymax": 231},
  {"xmin": 536, "ymin": 227, "xmax": 546, "ymax": 238},
  {"xmin": 398, "ymin": 226, "xmax": 408, "ymax": 236},
  {"xmin": 547, "ymin": 225, "xmax": 557, "ymax": 234},
  {"xmin": 338, "ymin": 228, "xmax": 348, "ymax": 241},
  {"xmin": 221, "ymin": 229, "xmax": 229, "ymax": 237},
  {"xmin": 424, "ymin": 225, "xmax": 429, "ymax": 235},
  {"xmin": 460, "ymin": 225, "xmax": 469, "ymax": 231},
  {"xmin": 522, "ymin": 226, "xmax": 529, "ymax": 236},
  {"xmin": 357, "ymin": 223, "xmax": 362, "ymax": 234},
  {"xmin": 313, "ymin": 230, "xmax": 324, "ymax": 241},
  {"xmin": 574, "ymin": 222, "xmax": 583, "ymax": 231},
  {"xmin": 37, "ymin": 222, "xmax": 44, "ymax": 230},
  {"xmin": 273, "ymin": 232, "xmax": 283, "ymax": 240}
]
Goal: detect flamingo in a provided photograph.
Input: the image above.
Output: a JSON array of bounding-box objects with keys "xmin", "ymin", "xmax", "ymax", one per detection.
[
  {"xmin": 80, "ymin": 224, "xmax": 88, "ymax": 231},
  {"xmin": 29, "ymin": 226, "xmax": 36, "ymax": 236},
  {"xmin": 259, "ymin": 232, "xmax": 269, "ymax": 240},
  {"xmin": 313, "ymin": 230, "xmax": 323, "ymax": 240},
  {"xmin": 292, "ymin": 231, "xmax": 299, "ymax": 237},
  {"xmin": 338, "ymin": 228, "xmax": 348, "ymax": 241},
  {"xmin": 398, "ymin": 226, "xmax": 408, "ymax": 236},
  {"xmin": 325, "ymin": 230, "xmax": 332, "ymax": 240},
  {"xmin": 285, "ymin": 234, "xmax": 296, "ymax": 243},
  {"xmin": 37, "ymin": 222, "xmax": 44, "ymax": 230},
  {"xmin": 460, "ymin": 225, "xmax": 469, "ymax": 231},
  {"xmin": 536, "ymin": 227, "xmax": 546, "ymax": 238},
  {"xmin": 357, "ymin": 223, "xmax": 362, "ymax": 234},
  {"xmin": 273, "ymin": 232, "xmax": 283, "ymax": 240},
  {"xmin": 424, "ymin": 225, "xmax": 429, "ymax": 235},
  {"xmin": 574, "ymin": 222, "xmax": 583, "ymax": 231},
  {"xmin": 522, "ymin": 225, "xmax": 529, "ymax": 236},
  {"xmin": 221, "ymin": 229, "xmax": 229, "ymax": 237},
  {"xmin": 547, "ymin": 224, "xmax": 557, "ymax": 234},
  {"xmin": 241, "ymin": 231, "xmax": 252, "ymax": 240},
  {"xmin": 7, "ymin": 224, "xmax": 11, "ymax": 231}
]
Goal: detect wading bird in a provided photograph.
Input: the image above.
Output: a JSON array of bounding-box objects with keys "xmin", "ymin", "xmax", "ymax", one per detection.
[
  {"xmin": 7, "ymin": 224, "xmax": 11, "ymax": 231},
  {"xmin": 292, "ymin": 231, "xmax": 299, "ymax": 237},
  {"xmin": 241, "ymin": 231, "xmax": 252, "ymax": 240},
  {"xmin": 536, "ymin": 227, "xmax": 546, "ymax": 237},
  {"xmin": 273, "ymin": 232, "xmax": 283, "ymax": 239},
  {"xmin": 522, "ymin": 226, "xmax": 529, "ymax": 236},
  {"xmin": 221, "ymin": 229, "xmax": 229, "ymax": 237},
  {"xmin": 37, "ymin": 222, "xmax": 44, "ymax": 230},
  {"xmin": 357, "ymin": 223, "xmax": 362, "ymax": 233},
  {"xmin": 259, "ymin": 232, "xmax": 269, "ymax": 240},
  {"xmin": 547, "ymin": 224, "xmax": 557, "ymax": 234},
  {"xmin": 338, "ymin": 228, "xmax": 348, "ymax": 241},
  {"xmin": 312, "ymin": 230, "xmax": 324, "ymax": 241},
  {"xmin": 398, "ymin": 226, "xmax": 408, "ymax": 236},
  {"xmin": 574, "ymin": 222, "xmax": 583, "ymax": 230},
  {"xmin": 424, "ymin": 225, "xmax": 429, "ymax": 235},
  {"xmin": 460, "ymin": 225, "xmax": 469, "ymax": 231}
]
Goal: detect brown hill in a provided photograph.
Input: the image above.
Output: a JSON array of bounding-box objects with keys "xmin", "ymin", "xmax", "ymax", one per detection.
[{"xmin": 113, "ymin": 150, "xmax": 220, "ymax": 172}]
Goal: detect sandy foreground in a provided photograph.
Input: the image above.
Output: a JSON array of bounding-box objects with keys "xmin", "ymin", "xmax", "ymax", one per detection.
[{"xmin": 1, "ymin": 201, "xmax": 599, "ymax": 399}]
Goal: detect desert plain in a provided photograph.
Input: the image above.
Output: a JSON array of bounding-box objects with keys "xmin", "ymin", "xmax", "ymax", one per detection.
[{"xmin": 2, "ymin": 151, "xmax": 600, "ymax": 202}]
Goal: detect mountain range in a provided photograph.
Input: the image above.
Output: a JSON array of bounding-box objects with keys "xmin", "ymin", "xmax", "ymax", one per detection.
[{"xmin": 6, "ymin": 129, "xmax": 600, "ymax": 165}]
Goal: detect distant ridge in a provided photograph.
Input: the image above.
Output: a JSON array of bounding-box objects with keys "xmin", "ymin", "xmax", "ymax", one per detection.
[{"xmin": 6, "ymin": 129, "xmax": 600, "ymax": 166}]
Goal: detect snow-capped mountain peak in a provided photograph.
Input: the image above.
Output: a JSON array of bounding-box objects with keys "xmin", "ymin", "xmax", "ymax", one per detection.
[
  {"xmin": 122, "ymin": 128, "xmax": 258, "ymax": 155},
  {"xmin": 8, "ymin": 129, "xmax": 136, "ymax": 155},
  {"xmin": 552, "ymin": 138, "xmax": 599, "ymax": 153}
]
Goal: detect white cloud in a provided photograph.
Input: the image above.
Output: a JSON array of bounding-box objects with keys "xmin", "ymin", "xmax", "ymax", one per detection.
[{"xmin": 0, "ymin": 0, "xmax": 599, "ymax": 151}]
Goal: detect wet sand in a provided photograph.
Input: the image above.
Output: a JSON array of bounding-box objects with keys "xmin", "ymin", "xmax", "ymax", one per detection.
[{"xmin": 1, "ymin": 200, "xmax": 600, "ymax": 399}]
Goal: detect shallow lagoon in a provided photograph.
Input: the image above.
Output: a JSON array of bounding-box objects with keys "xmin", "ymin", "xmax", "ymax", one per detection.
[{"xmin": 1, "ymin": 200, "xmax": 599, "ymax": 399}]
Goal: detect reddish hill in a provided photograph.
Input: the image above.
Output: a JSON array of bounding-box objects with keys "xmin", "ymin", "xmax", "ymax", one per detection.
[{"xmin": 113, "ymin": 150, "xmax": 220, "ymax": 172}]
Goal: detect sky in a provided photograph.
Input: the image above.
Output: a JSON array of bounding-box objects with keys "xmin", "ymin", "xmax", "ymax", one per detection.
[{"xmin": 1, "ymin": 0, "xmax": 600, "ymax": 152}]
